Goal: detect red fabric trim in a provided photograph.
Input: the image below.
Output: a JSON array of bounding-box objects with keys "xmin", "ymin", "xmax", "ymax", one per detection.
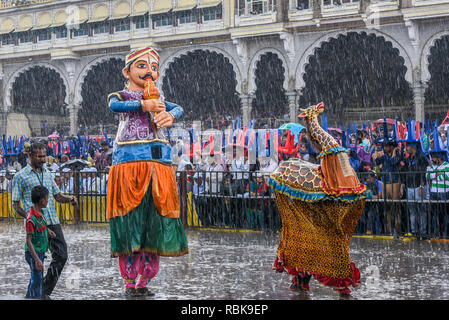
[
  {"xmin": 321, "ymin": 181, "xmax": 367, "ymax": 197},
  {"xmin": 274, "ymin": 255, "xmax": 360, "ymax": 293}
]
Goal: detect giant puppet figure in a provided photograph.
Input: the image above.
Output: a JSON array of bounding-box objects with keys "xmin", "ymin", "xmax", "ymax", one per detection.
[
  {"xmin": 268, "ymin": 102, "xmax": 368, "ymax": 297},
  {"xmin": 106, "ymin": 47, "xmax": 188, "ymax": 297}
]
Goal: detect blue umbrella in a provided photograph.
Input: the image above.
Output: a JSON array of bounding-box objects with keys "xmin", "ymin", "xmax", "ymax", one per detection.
[{"xmin": 279, "ymin": 123, "xmax": 306, "ymax": 144}]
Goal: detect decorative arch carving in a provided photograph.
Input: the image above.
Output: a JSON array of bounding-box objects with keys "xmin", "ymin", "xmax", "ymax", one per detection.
[
  {"xmin": 160, "ymin": 46, "xmax": 243, "ymax": 94},
  {"xmin": 248, "ymin": 47, "xmax": 290, "ymax": 95},
  {"xmin": 420, "ymin": 30, "xmax": 449, "ymax": 84},
  {"xmin": 74, "ymin": 54, "xmax": 126, "ymax": 106},
  {"xmin": 3, "ymin": 62, "xmax": 69, "ymax": 112}
]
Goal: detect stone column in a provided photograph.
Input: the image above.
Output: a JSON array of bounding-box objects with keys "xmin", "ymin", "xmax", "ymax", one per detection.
[
  {"xmin": 276, "ymin": 0, "xmax": 289, "ymax": 22},
  {"xmin": 0, "ymin": 110, "xmax": 6, "ymax": 136},
  {"xmin": 240, "ymin": 93, "xmax": 251, "ymax": 126},
  {"xmin": 0, "ymin": 63, "xmax": 6, "ymax": 136},
  {"xmin": 412, "ymin": 82, "xmax": 426, "ymax": 124},
  {"xmin": 286, "ymin": 91, "xmax": 298, "ymax": 122},
  {"xmin": 69, "ymin": 104, "xmax": 80, "ymax": 136}
]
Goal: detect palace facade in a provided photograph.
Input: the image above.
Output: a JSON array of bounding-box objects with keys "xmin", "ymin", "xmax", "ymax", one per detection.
[{"xmin": 1, "ymin": 0, "xmax": 449, "ymax": 136}]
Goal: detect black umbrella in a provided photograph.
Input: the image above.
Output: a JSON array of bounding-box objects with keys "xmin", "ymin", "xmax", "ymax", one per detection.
[{"xmin": 60, "ymin": 159, "xmax": 90, "ymax": 171}]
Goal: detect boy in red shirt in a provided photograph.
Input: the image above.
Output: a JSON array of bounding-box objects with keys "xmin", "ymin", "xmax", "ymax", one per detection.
[{"xmin": 25, "ymin": 186, "xmax": 56, "ymax": 299}]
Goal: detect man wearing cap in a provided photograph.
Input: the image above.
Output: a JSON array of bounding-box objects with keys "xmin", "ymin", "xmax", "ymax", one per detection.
[
  {"xmin": 18, "ymin": 142, "xmax": 31, "ymax": 168},
  {"xmin": 106, "ymin": 47, "xmax": 188, "ymax": 297}
]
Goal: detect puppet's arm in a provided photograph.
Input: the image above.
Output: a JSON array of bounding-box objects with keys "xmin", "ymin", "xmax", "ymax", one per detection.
[
  {"xmin": 108, "ymin": 95, "xmax": 142, "ymax": 113},
  {"xmin": 164, "ymin": 101, "xmax": 184, "ymax": 121}
]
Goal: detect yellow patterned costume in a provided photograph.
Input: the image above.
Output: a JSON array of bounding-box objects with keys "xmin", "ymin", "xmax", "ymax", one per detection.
[{"xmin": 268, "ymin": 102, "xmax": 367, "ymax": 295}]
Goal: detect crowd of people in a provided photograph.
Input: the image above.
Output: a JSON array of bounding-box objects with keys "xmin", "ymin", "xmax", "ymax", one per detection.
[
  {"xmin": 0, "ymin": 140, "xmax": 113, "ymax": 196},
  {"xmin": 1, "ymin": 118, "xmax": 448, "ymax": 238},
  {"xmin": 173, "ymin": 121, "xmax": 449, "ymax": 238}
]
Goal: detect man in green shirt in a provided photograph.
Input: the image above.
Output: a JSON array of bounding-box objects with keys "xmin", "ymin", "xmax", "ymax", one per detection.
[{"xmin": 426, "ymin": 151, "xmax": 449, "ymax": 237}]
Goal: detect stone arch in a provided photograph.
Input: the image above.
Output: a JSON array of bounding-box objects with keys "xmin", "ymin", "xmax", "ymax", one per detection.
[
  {"xmin": 295, "ymin": 29, "xmax": 413, "ymax": 90},
  {"xmin": 420, "ymin": 30, "xmax": 449, "ymax": 84},
  {"xmin": 74, "ymin": 54, "xmax": 126, "ymax": 106},
  {"xmin": 160, "ymin": 45, "xmax": 243, "ymax": 94},
  {"xmin": 250, "ymin": 50, "xmax": 289, "ymax": 119},
  {"xmin": 297, "ymin": 31, "xmax": 414, "ymax": 123},
  {"xmin": 3, "ymin": 62, "xmax": 69, "ymax": 112},
  {"xmin": 161, "ymin": 48, "xmax": 242, "ymax": 123},
  {"xmin": 420, "ymin": 31, "xmax": 449, "ymax": 122},
  {"xmin": 248, "ymin": 47, "xmax": 290, "ymax": 95},
  {"xmin": 76, "ymin": 56, "xmax": 126, "ymax": 131}
]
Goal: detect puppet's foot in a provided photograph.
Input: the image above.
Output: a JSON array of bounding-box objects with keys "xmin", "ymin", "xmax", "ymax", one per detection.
[
  {"xmin": 136, "ymin": 287, "xmax": 155, "ymax": 297},
  {"xmin": 124, "ymin": 287, "xmax": 139, "ymax": 297},
  {"xmin": 337, "ymin": 288, "xmax": 353, "ymax": 299},
  {"xmin": 290, "ymin": 275, "xmax": 310, "ymax": 292}
]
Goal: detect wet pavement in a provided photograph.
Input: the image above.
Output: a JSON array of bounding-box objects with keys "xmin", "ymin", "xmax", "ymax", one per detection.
[{"xmin": 0, "ymin": 221, "xmax": 448, "ymax": 300}]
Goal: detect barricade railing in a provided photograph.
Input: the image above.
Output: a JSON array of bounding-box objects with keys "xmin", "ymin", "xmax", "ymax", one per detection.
[
  {"xmin": 0, "ymin": 169, "xmax": 448, "ymax": 239},
  {"xmin": 0, "ymin": 169, "xmax": 109, "ymax": 224}
]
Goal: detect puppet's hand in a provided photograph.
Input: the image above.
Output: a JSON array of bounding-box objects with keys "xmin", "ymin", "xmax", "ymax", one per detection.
[
  {"xmin": 154, "ymin": 111, "xmax": 175, "ymax": 127},
  {"xmin": 142, "ymin": 99, "xmax": 166, "ymax": 113}
]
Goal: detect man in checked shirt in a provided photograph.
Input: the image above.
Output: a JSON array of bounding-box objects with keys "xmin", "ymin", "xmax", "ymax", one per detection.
[{"xmin": 12, "ymin": 142, "xmax": 77, "ymax": 300}]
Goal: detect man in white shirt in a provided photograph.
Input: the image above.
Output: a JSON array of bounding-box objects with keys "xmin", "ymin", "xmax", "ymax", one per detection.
[
  {"xmin": 60, "ymin": 168, "xmax": 74, "ymax": 194},
  {"xmin": 6, "ymin": 155, "xmax": 22, "ymax": 172},
  {"xmin": 84, "ymin": 167, "xmax": 101, "ymax": 194},
  {"xmin": 6, "ymin": 170, "xmax": 16, "ymax": 193},
  {"xmin": 206, "ymin": 154, "xmax": 224, "ymax": 194},
  {"xmin": 0, "ymin": 170, "xmax": 8, "ymax": 193}
]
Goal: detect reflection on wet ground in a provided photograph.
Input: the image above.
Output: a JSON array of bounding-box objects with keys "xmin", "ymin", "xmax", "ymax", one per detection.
[{"xmin": 0, "ymin": 221, "xmax": 448, "ymax": 300}]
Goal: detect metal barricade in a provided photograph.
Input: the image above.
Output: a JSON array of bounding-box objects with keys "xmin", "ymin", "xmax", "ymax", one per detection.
[
  {"xmin": 1, "ymin": 168, "xmax": 448, "ymax": 239},
  {"xmin": 181, "ymin": 170, "xmax": 281, "ymax": 231}
]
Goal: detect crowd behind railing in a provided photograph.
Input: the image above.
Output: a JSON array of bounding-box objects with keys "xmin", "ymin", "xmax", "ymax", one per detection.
[
  {"xmin": 1, "ymin": 164, "xmax": 448, "ymax": 239},
  {"xmin": 1, "ymin": 113, "xmax": 449, "ymax": 239}
]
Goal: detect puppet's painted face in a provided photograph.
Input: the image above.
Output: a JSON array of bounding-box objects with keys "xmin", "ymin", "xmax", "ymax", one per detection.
[{"xmin": 123, "ymin": 53, "xmax": 160, "ymax": 91}]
